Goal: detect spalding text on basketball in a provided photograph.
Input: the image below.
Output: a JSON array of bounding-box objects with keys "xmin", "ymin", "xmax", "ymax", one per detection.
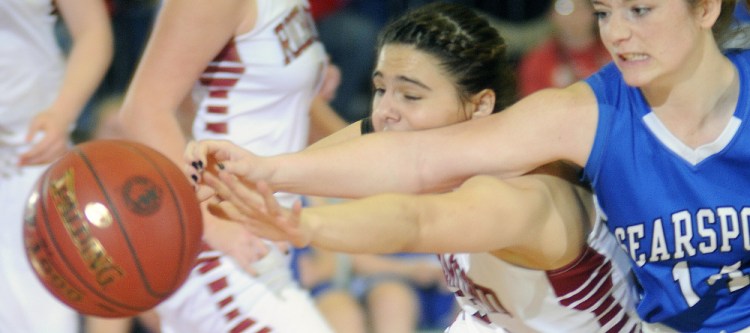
[{"xmin": 49, "ymin": 169, "xmax": 125, "ymax": 287}]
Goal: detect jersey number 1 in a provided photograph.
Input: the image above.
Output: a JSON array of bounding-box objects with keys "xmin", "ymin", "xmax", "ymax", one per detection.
[{"xmin": 672, "ymin": 261, "xmax": 750, "ymax": 307}]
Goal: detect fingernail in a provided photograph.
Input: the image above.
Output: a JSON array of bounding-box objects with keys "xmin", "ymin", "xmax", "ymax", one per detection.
[
  {"xmin": 191, "ymin": 174, "xmax": 198, "ymax": 182},
  {"xmin": 198, "ymin": 160, "xmax": 204, "ymax": 169},
  {"xmin": 191, "ymin": 161, "xmax": 200, "ymax": 170},
  {"xmin": 217, "ymin": 162, "xmax": 225, "ymax": 170}
]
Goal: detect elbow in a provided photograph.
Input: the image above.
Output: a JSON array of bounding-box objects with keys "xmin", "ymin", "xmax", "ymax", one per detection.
[{"xmin": 415, "ymin": 165, "xmax": 463, "ymax": 194}]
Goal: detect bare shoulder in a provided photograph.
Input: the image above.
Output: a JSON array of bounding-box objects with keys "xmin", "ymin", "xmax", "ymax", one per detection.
[
  {"xmin": 515, "ymin": 82, "xmax": 599, "ymax": 167},
  {"xmin": 236, "ymin": 0, "xmax": 259, "ymax": 35}
]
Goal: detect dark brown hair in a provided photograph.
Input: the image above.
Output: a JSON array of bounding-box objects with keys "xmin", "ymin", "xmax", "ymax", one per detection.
[{"xmin": 376, "ymin": 2, "xmax": 517, "ymax": 113}]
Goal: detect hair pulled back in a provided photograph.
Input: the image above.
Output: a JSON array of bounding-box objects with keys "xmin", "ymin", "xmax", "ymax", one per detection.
[{"xmin": 376, "ymin": 2, "xmax": 516, "ymax": 113}]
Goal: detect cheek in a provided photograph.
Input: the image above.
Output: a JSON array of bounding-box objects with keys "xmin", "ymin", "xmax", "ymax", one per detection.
[{"xmin": 409, "ymin": 109, "xmax": 463, "ymax": 130}]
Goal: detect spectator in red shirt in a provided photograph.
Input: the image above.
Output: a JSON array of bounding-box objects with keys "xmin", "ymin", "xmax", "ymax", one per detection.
[{"xmin": 517, "ymin": 0, "xmax": 610, "ymax": 97}]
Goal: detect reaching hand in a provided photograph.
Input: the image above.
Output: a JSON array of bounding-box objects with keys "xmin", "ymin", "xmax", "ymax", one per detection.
[
  {"xmin": 202, "ymin": 170, "xmax": 313, "ymax": 248},
  {"xmin": 184, "ymin": 140, "xmax": 276, "ymax": 197},
  {"xmin": 201, "ymin": 206, "xmax": 270, "ymax": 276},
  {"xmin": 18, "ymin": 110, "xmax": 74, "ymax": 166}
]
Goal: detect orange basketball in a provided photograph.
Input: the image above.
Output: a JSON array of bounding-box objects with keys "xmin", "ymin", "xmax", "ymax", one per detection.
[{"xmin": 22, "ymin": 139, "xmax": 203, "ymax": 317}]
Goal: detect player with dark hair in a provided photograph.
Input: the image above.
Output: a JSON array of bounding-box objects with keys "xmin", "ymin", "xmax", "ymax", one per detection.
[
  {"xmin": 191, "ymin": 3, "xmax": 642, "ymax": 332},
  {"xmin": 189, "ymin": 0, "xmax": 750, "ymax": 331}
]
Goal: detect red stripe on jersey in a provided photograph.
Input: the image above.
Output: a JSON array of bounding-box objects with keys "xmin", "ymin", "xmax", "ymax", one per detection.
[
  {"xmin": 206, "ymin": 122, "xmax": 228, "ymax": 134},
  {"xmin": 218, "ymin": 296, "xmax": 234, "ymax": 308},
  {"xmin": 197, "ymin": 257, "xmax": 221, "ymax": 274},
  {"xmin": 208, "ymin": 276, "xmax": 228, "ymax": 293},
  {"xmin": 210, "ymin": 90, "xmax": 229, "ymax": 99},
  {"xmin": 225, "ymin": 308, "xmax": 240, "ymax": 321},
  {"xmin": 257, "ymin": 327, "xmax": 272, "ymax": 333},
  {"xmin": 547, "ymin": 246, "xmax": 633, "ymax": 332},
  {"xmin": 204, "ymin": 65, "xmax": 245, "ymax": 74},
  {"xmin": 207, "ymin": 106, "xmax": 228, "ymax": 114},
  {"xmin": 230, "ymin": 318, "xmax": 256, "ymax": 333},
  {"xmin": 199, "ymin": 77, "xmax": 239, "ymax": 88},
  {"xmin": 607, "ymin": 310, "xmax": 632, "ymax": 333},
  {"xmin": 213, "ymin": 40, "xmax": 241, "ymax": 63}
]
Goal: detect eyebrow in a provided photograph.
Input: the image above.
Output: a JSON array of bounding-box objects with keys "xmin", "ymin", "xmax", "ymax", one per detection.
[
  {"xmin": 591, "ymin": 0, "xmax": 633, "ymax": 5},
  {"xmin": 372, "ymin": 71, "xmax": 432, "ymax": 91}
]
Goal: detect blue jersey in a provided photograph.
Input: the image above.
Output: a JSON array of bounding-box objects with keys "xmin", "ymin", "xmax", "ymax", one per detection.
[{"xmin": 584, "ymin": 49, "xmax": 750, "ymax": 332}]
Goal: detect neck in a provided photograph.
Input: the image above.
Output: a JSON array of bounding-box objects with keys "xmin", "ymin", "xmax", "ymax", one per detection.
[
  {"xmin": 646, "ymin": 49, "xmax": 740, "ymax": 148},
  {"xmin": 643, "ymin": 43, "xmax": 734, "ymax": 115}
]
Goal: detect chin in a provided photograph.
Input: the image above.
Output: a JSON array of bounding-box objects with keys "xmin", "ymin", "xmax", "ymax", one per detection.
[{"xmin": 620, "ymin": 72, "xmax": 652, "ymax": 89}]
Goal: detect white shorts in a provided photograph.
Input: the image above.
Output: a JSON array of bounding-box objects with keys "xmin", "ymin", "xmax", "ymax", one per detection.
[
  {"xmin": 0, "ymin": 164, "xmax": 79, "ymax": 333},
  {"xmin": 157, "ymin": 245, "xmax": 333, "ymax": 333}
]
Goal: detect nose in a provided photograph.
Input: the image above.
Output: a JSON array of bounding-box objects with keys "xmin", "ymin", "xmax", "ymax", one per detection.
[
  {"xmin": 601, "ymin": 11, "xmax": 631, "ymax": 47},
  {"xmin": 372, "ymin": 93, "xmax": 400, "ymax": 126}
]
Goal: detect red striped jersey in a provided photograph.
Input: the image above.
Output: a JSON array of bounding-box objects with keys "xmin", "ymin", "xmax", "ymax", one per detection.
[
  {"xmin": 191, "ymin": 0, "xmax": 326, "ymax": 208},
  {"xmin": 441, "ymin": 217, "xmax": 642, "ymax": 333}
]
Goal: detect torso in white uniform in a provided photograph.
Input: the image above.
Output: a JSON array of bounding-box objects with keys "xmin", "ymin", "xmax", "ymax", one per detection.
[
  {"xmin": 191, "ymin": 0, "xmax": 326, "ymax": 207},
  {"xmin": 0, "ymin": 0, "xmax": 65, "ymax": 151},
  {"xmin": 157, "ymin": 2, "xmax": 333, "ymax": 332},
  {"xmin": 442, "ymin": 218, "xmax": 642, "ymax": 333}
]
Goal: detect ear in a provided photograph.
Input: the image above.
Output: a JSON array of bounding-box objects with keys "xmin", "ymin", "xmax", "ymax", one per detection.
[
  {"xmin": 469, "ymin": 89, "xmax": 496, "ymax": 120},
  {"xmin": 696, "ymin": 0, "xmax": 722, "ymax": 29}
]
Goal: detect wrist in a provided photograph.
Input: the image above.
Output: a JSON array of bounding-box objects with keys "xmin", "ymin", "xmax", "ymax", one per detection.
[{"xmin": 299, "ymin": 210, "xmax": 316, "ymax": 248}]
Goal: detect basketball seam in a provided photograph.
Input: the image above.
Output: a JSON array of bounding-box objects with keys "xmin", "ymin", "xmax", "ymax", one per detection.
[
  {"xmin": 38, "ymin": 165, "xmax": 146, "ymax": 314},
  {"xmin": 122, "ymin": 141, "xmax": 193, "ymax": 294},
  {"xmin": 77, "ymin": 144, "xmax": 179, "ymax": 299}
]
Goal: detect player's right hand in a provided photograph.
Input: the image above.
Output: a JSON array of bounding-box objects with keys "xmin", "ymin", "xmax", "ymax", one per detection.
[{"xmin": 184, "ymin": 139, "xmax": 276, "ymax": 194}]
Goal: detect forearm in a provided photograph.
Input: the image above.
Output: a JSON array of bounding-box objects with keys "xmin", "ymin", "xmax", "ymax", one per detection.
[
  {"xmin": 270, "ymin": 131, "xmax": 456, "ymax": 197},
  {"xmin": 264, "ymin": 88, "xmax": 597, "ymax": 197},
  {"xmin": 302, "ymin": 193, "xmax": 423, "ymax": 253},
  {"xmin": 120, "ymin": 0, "xmax": 244, "ymax": 164},
  {"xmin": 53, "ymin": 5, "xmax": 113, "ymax": 124}
]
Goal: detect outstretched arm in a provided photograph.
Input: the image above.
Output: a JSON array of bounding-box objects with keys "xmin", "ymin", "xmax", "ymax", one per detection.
[
  {"xmin": 205, "ymin": 171, "xmax": 557, "ymax": 255},
  {"xmin": 186, "ymin": 83, "xmax": 599, "ymax": 197},
  {"xmin": 19, "ymin": 0, "xmax": 112, "ymax": 165}
]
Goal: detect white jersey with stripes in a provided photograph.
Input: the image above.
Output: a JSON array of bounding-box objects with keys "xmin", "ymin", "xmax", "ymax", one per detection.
[
  {"xmin": 442, "ymin": 216, "xmax": 642, "ymax": 333},
  {"xmin": 156, "ymin": 1, "xmax": 332, "ymax": 332}
]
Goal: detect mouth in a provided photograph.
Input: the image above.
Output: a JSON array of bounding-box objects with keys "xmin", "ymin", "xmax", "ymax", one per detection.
[{"xmin": 618, "ymin": 53, "xmax": 649, "ymax": 62}]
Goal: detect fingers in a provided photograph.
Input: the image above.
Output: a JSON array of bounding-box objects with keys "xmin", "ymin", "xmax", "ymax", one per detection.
[
  {"xmin": 24, "ymin": 119, "xmax": 42, "ymax": 144},
  {"xmin": 18, "ymin": 137, "xmax": 66, "ymax": 166},
  {"xmin": 185, "ymin": 140, "xmax": 237, "ymax": 170},
  {"xmin": 256, "ymin": 181, "xmax": 280, "ymax": 217},
  {"xmin": 184, "ymin": 140, "xmax": 244, "ymax": 188}
]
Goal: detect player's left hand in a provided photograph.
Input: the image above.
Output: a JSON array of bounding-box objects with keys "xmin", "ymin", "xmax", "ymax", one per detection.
[
  {"xmin": 19, "ymin": 110, "xmax": 73, "ymax": 166},
  {"xmin": 202, "ymin": 206, "xmax": 270, "ymax": 276},
  {"xmin": 203, "ymin": 171, "xmax": 313, "ymax": 248}
]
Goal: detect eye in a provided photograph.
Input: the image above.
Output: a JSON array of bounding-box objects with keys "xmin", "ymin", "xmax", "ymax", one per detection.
[
  {"xmin": 373, "ymin": 87, "xmax": 385, "ymax": 97},
  {"xmin": 593, "ymin": 10, "xmax": 609, "ymax": 20},
  {"xmin": 631, "ymin": 6, "xmax": 651, "ymax": 17},
  {"xmin": 404, "ymin": 95, "xmax": 422, "ymax": 101}
]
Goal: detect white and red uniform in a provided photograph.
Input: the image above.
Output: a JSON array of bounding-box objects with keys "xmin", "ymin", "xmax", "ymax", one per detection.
[
  {"xmin": 156, "ymin": 0, "xmax": 333, "ymax": 332},
  {"xmin": 0, "ymin": 1, "xmax": 79, "ymax": 332},
  {"xmin": 441, "ymin": 217, "xmax": 642, "ymax": 333}
]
